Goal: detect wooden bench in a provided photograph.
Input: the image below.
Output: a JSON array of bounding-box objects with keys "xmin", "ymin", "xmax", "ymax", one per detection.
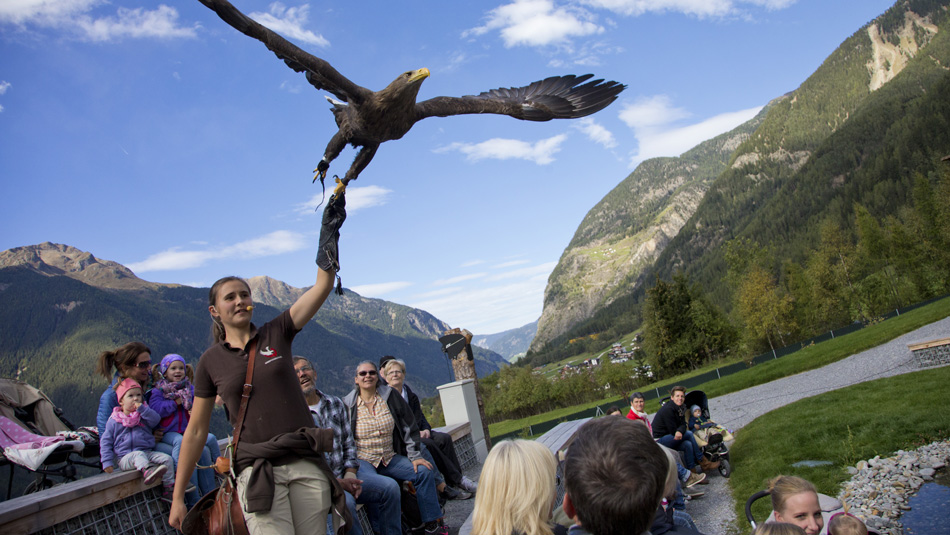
[
  {"xmin": 907, "ymin": 337, "xmax": 950, "ymax": 368},
  {"xmin": 0, "ymin": 470, "xmax": 173, "ymax": 535}
]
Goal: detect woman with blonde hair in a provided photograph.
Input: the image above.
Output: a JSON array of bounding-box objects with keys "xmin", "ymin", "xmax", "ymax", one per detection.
[
  {"xmin": 471, "ymin": 439, "xmax": 565, "ymax": 535},
  {"xmin": 769, "ymin": 475, "xmax": 824, "ymax": 535}
]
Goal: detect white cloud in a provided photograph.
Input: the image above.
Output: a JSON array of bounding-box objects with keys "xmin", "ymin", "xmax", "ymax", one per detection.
[
  {"xmin": 279, "ymin": 80, "xmax": 303, "ymax": 94},
  {"xmin": 435, "ymin": 134, "xmax": 567, "ymax": 165},
  {"xmin": 127, "ymin": 230, "xmax": 308, "ymax": 272},
  {"xmin": 464, "ymin": 0, "xmax": 603, "ymax": 47},
  {"xmin": 349, "ymin": 281, "xmax": 413, "ymax": 297},
  {"xmin": 573, "ymin": 117, "xmax": 616, "ymax": 148},
  {"xmin": 486, "ymin": 261, "xmax": 557, "ymax": 282},
  {"xmin": 409, "ymin": 261, "xmax": 555, "ymax": 334},
  {"xmin": 249, "ymin": 2, "xmax": 328, "ymax": 47},
  {"xmin": 434, "ymin": 273, "xmax": 488, "ymax": 286},
  {"xmin": 297, "ymin": 185, "xmax": 392, "ymax": 214},
  {"xmin": 0, "ymin": 81, "xmax": 11, "ymax": 95},
  {"xmin": 493, "ymin": 260, "xmax": 530, "ymax": 269},
  {"xmin": 619, "ymin": 95, "xmax": 762, "ymax": 166},
  {"xmin": 0, "ymin": 1, "xmax": 198, "ymax": 41},
  {"xmin": 580, "ymin": 0, "xmax": 795, "ymax": 18},
  {"xmin": 460, "ymin": 259, "xmax": 486, "ymax": 268}
]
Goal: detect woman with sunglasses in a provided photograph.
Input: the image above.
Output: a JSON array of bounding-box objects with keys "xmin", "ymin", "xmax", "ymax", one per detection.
[
  {"xmin": 95, "ymin": 341, "xmax": 155, "ymax": 438},
  {"xmin": 95, "ymin": 342, "xmax": 206, "ymax": 505},
  {"xmin": 343, "ymin": 361, "xmax": 447, "ymax": 535}
]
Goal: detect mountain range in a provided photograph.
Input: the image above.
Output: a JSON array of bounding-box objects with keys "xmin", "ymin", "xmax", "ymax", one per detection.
[
  {"xmin": 528, "ymin": 0, "xmax": 950, "ymax": 358},
  {"xmin": 0, "ymin": 242, "xmax": 507, "ymax": 431},
  {"xmin": 472, "ymin": 320, "xmax": 537, "ymax": 362}
]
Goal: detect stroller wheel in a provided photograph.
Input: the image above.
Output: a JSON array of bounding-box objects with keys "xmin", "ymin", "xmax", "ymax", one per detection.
[
  {"xmin": 718, "ymin": 458, "xmax": 732, "ymax": 478},
  {"xmin": 23, "ymin": 478, "xmax": 54, "ymax": 495}
]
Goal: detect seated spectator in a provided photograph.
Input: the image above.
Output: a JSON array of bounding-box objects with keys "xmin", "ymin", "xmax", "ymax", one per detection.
[
  {"xmin": 625, "ymin": 392, "xmax": 651, "ymax": 432},
  {"xmin": 562, "ymin": 417, "xmax": 667, "ymax": 535},
  {"xmin": 827, "ymin": 513, "xmax": 868, "ymax": 535},
  {"xmin": 381, "ymin": 357, "xmax": 476, "ymax": 500},
  {"xmin": 605, "ymin": 406, "xmax": 622, "ymax": 416},
  {"xmin": 344, "ymin": 361, "xmax": 447, "ymax": 535},
  {"xmin": 755, "ymin": 524, "xmax": 807, "ymax": 535},
  {"xmin": 652, "ymin": 386, "xmax": 717, "ymax": 473},
  {"xmin": 768, "ymin": 475, "xmax": 823, "ymax": 535},
  {"xmin": 295, "ymin": 357, "xmax": 400, "ymax": 535},
  {"xmin": 652, "ymin": 447, "xmax": 703, "ymax": 534},
  {"xmin": 471, "ymin": 439, "xmax": 566, "ymax": 535}
]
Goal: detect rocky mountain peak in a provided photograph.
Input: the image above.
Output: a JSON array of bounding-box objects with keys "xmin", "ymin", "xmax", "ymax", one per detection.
[
  {"xmin": 246, "ymin": 275, "xmax": 305, "ymax": 308},
  {"xmin": 0, "ymin": 242, "xmax": 156, "ymax": 290}
]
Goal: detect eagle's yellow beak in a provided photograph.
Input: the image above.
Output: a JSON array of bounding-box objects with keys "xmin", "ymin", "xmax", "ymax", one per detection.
[{"xmin": 409, "ymin": 68, "xmax": 430, "ymax": 83}]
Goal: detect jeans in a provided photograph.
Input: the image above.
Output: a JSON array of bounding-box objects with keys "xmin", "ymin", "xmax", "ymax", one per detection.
[
  {"xmin": 358, "ymin": 456, "xmax": 441, "ymax": 530},
  {"xmin": 341, "ymin": 468, "xmax": 401, "ymax": 535},
  {"xmin": 160, "ymin": 432, "xmax": 220, "ymax": 505},
  {"xmin": 657, "ymin": 431, "xmax": 702, "ymax": 469},
  {"xmin": 420, "ymin": 444, "xmax": 444, "ymax": 486}
]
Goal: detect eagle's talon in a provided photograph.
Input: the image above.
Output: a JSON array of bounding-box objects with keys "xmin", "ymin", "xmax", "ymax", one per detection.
[
  {"xmin": 333, "ymin": 177, "xmax": 346, "ymax": 196},
  {"xmin": 313, "ymin": 168, "xmax": 327, "ymax": 184}
]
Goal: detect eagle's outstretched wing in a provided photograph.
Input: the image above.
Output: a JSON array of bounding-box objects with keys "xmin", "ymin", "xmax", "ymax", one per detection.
[
  {"xmin": 414, "ymin": 74, "xmax": 625, "ymax": 122},
  {"xmin": 198, "ymin": 0, "xmax": 371, "ymax": 105}
]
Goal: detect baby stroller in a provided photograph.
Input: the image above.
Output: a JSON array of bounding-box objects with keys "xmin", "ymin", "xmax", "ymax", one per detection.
[
  {"xmin": 683, "ymin": 390, "xmax": 732, "ymax": 478},
  {"xmin": 0, "ymin": 378, "xmax": 100, "ymax": 498}
]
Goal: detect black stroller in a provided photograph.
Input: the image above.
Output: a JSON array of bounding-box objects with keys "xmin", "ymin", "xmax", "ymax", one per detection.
[
  {"xmin": 659, "ymin": 389, "xmax": 732, "ymax": 478},
  {"xmin": 683, "ymin": 390, "xmax": 732, "ymax": 478}
]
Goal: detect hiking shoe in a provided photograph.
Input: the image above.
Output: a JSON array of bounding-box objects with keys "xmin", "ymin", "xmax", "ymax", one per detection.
[
  {"xmin": 684, "ymin": 471, "xmax": 706, "ymax": 488},
  {"xmin": 142, "ymin": 465, "xmax": 167, "ymax": 486},
  {"xmin": 699, "ymin": 457, "xmax": 720, "ymax": 471},
  {"xmin": 459, "ymin": 475, "xmax": 478, "ymax": 493},
  {"xmin": 424, "ymin": 520, "xmax": 449, "ymax": 535},
  {"xmin": 690, "ymin": 465, "xmax": 703, "ymax": 474},
  {"xmin": 440, "ymin": 485, "xmax": 471, "ymax": 501},
  {"xmin": 683, "ymin": 486, "xmax": 705, "ymax": 498}
]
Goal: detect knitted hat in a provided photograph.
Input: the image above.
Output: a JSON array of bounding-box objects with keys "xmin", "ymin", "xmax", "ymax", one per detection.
[
  {"xmin": 160, "ymin": 354, "xmax": 186, "ymax": 375},
  {"xmin": 116, "ymin": 378, "xmax": 143, "ymax": 403},
  {"xmin": 690, "ymin": 405, "xmax": 701, "ymax": 414}
]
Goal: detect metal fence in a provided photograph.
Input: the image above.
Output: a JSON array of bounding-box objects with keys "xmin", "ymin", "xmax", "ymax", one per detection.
[{"xmin": 492, "ymin": 294, "xmax": 949, "ymax": 442}]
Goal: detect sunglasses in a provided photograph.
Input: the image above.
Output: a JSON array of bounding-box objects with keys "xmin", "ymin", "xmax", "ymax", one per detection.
[
  {"xmin": 135, "ymin": 361, "xmax": 152, "ymax": 370},
  {"xmin": 358, "ymin": 370, "xmax": 377, "ymax": 377}
]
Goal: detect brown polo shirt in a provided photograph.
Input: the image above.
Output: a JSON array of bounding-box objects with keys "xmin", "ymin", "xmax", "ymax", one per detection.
[{"xmin": 194, "ymin": 309, "xmax": 314, "ymax": 445}]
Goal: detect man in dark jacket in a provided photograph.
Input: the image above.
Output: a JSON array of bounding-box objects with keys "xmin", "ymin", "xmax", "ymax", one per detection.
[{"xmin": 652, "ymin": 386, "xmax": 715, "ymax": 472}]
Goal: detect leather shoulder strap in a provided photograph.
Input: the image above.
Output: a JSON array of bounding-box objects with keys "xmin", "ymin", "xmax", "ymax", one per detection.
[{"xmin": 231, "ymin": 338, "xmax": 257, "ymax": 451}]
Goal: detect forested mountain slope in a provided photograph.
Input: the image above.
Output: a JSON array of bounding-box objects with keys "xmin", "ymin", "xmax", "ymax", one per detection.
[{"xmin": 527, "ymin": 0, "xmax": 950, "ymax": 363}]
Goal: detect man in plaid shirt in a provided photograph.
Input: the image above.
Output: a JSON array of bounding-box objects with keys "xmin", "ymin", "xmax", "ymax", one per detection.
[{"xmin": 295, "ymin": 357, "xmax": 401, "ymax": 535}]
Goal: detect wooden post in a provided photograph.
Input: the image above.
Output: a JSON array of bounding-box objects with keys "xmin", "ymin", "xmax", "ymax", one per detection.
[{"xmin": 444, "ymin": 327, "xmax": 492, "ymax": 450}]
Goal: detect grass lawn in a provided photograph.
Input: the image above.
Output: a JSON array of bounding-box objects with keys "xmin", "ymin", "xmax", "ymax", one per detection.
[
  {"xmin": 489, "ymin": 296, "xmax": 950, "ymax": 439},
  {"xmin": 729, "ymin": 365, "xmax": 950, "ymax": 534}
]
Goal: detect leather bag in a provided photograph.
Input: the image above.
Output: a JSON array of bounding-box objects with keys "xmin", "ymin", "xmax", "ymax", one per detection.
[{"xmin": 182, "ymin": 340, "xmax": 257, "ymax": 535}]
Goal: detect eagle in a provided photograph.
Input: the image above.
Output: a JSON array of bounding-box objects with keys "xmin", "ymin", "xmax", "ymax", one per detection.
[{"xmin": 198, "ymin": 0, "xmax": 626, "ymax": 187}]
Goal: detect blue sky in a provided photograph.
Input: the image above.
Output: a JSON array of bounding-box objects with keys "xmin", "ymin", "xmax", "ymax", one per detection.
[{"xmin": 0, "ymin": 0, "xmax": 896, "ymax": 335}]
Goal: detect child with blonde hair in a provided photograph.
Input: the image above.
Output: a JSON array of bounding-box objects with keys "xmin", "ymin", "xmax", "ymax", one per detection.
[
  {"xmin": 827, "ymin": 512, "xmax": 868, "ymax": 535},
  {"xmin": 754, "ymin": 523, "xmax": 806, "ymax": 535},
  {"xmin": 148, "ymin": 354, "xmax": 220, "ymax": 501}
]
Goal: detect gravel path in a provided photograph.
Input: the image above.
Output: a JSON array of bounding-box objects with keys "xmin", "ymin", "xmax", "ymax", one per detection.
[{"xmin": 683, "ymin": 316, "xmax": 950, "ymax": 535}]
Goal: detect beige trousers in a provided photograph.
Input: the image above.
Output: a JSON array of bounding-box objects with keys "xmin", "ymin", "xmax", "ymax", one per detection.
[{"xmin": 236, "ymin": 458, "xmax": 332, "ymax": 535}]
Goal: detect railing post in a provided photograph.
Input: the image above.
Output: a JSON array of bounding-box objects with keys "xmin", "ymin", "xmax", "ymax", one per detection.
[
  {"xmin": 830, "ymin": 330, "xmax": 835, "ymax": 339},
  {"xmin": 716, "ymin": 368, "xmax": 721, "ymax": 379}
]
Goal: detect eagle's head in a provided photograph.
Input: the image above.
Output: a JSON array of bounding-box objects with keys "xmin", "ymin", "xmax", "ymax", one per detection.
[{"xmin": 379, "ymin": 68, "xmax": 430, "ymax": 105}]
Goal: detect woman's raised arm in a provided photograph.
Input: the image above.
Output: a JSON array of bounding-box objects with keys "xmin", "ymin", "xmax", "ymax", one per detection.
[{"xmin": 290, "ymin": 267, "xmax": 336, "ymax": 330}]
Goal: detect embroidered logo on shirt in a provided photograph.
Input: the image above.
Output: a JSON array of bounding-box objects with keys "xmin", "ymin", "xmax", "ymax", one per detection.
[
  {"xmin": 260, "ymin": 346, "xmax": 283, "ymax": 364},
  {"xmin": 261, "ymin": 347, "xmax": 275, "ymax": 356}
]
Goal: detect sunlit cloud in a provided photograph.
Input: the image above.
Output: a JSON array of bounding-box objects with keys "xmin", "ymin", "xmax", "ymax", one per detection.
[
  {"xmin": 0, "ymin": 81, "xmax": 11, "ymax": 95},
  {"xmin": 460, "ymin": 259, "xmax": 486, "ymax": 268},
  {"xmin": 297, "ymin": 185, "xmax": 393, "ymax": 214},
  {"xmin": 620, "ymin": 94, "xmax": 761, "ymax": 166},
  {"xmin": 486, "ymin": 261, "xmax": 556, "ymax": 282},
  {"xmin": 349, "ymin": 281, "xmax": 413, "ymax": 297},
  {"xmin": 127, "ymin": 230, "xmax": 308, "ymax": 272},
  {"xmin": 279, "ymin": 80, "xmax": 303, "ymax": 94},
  {"xmin": 410, "ymin": 261, "xmax": 554, "ymax": 334},
  {"xmin": 493, "ymin": 260, "xmax": 530, "ymax": 269},
  {"xmin": 249, "ymin": 2, "xmax": 328, "ymax": 47},
  {"xmin": 573, "ymin": 117, "xmax": 617, "ymax": 148},
  {"xmin": 0, "ymin": 1, "xmax": 199, "ymax": 41},
  {"xmin": 433, "ymin": 273, "xmax": 488, "ymax": 286},
  {"xmin": 435, "ymin": 134, "xmax": 568, "ymax": 165},
  {"xmin": 581, "ymin": 0, "xmax": 796, "ymax": 18},
  {"xmin": 464, "ymin": 0, "xmax": 603, "ymax": 47}
]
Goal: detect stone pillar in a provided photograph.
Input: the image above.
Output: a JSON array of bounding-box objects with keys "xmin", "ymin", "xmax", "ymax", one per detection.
[{"xmin": 437, "ymin": 379, "xmax": 488, "ymax": 462}]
